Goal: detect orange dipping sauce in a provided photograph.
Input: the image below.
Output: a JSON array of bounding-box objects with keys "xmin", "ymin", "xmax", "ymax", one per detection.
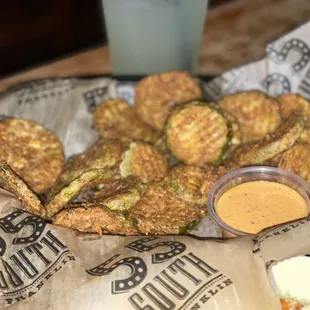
[{"xmin": 216, "ymin": 181, "xmax": 309, "ymax": 235}]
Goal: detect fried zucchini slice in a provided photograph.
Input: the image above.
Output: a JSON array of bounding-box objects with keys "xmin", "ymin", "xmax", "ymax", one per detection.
[
  {"xmin": 135, "ymin": 71, "xmax": 203, "ymax": 131},
  {"xmin": 279, "ymin": 142, "xmax": 310, "ymax": 182},
  {"xmin": 154, "ymin": 136, "xmax": 171, "ymax": 158},
  {"xmin": 48, "ymin": 139, "xmax": 123, "ymax": 198},
  {"xmin": 166, "ymin": 102, "xmax": 231, "ymax": 166},
  {"xmin": 93, "ymin": 99, "xmax": 160, "ymax": 143},
  {"xmin": 299, "ymin": 128, "xmax": 310, "ymax": 144},
  {"xmin": 53, "ymin": 204, "xmax": 138, "ymax": 235},
  {"xmin": 130, "ymin": 183, "xmax": 201, "ymax": 235},
  {"xmin": 72, "ymin": 175, "xmax": 140, "ymax": 203},
  {"xmin": 93, "ymin": 176, "xmax": 141, "ymax": 199},
  {"xmin": 0, "ymin": 161, "xmax": 46, "ymax": 218},
  {"xmin": 278, "ymin": 93, "xmax": 310, "ymax": 126},
  {"xmin": 96, "ymin": 187, "xmax": 142, "ymax": 211},
  {"xmin": 277, "ymin": 94, "xmax": 310, "ymax": 145},
  {"xmin": 0, "ymin": 118, "xmax": 64, "ymax": 193},
  {"xmin": 46, "ymin": 169, "xmax": 112, "ymax": 219},
  {"xmin": 219, "ymin": 91, "xmax": 281, "ymax": 142},
  {"xmin": 200, "ymin": 164, "xmax": 220, "ymax": 198},
  {"xmin": 220, "ymin": 108, "xmax": 242, "ymax": 151},
  {"xmin": 263, "ymin": 153, "xmax": 284, "ymax": 167},
  {"xmin": 216, "ymin": 165, "xmax": 230, "ymax": 178},
  {"xmin": 93, "ymin": 177, "xmax": 146, "ymax": 211},
  {"xmin": 120, "ymin": 142, "xmax": 168, "ymax": 183},
  {"xmin": 232, "ymin": 115, "xmax": 304, "ymax": 166},
  {"xmin": 65, "ymin": 168, "xmax": 121, "ymax": 204},
  {"xmin": 164, "ymin": 165, "xmax": 205, "ymax": 204}
]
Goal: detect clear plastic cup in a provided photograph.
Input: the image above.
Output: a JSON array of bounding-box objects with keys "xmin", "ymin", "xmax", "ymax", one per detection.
[{"xmin": 207, "ymin": 166, "xmax": 310, "ymax": 237}]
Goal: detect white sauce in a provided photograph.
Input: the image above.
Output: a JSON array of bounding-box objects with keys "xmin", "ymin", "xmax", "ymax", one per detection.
[{"xmin": 272, "ymin": 256, "xmax": 310, "ymax": 305}]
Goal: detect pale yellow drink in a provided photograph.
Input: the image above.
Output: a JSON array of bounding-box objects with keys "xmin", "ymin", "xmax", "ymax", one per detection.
[{"xmin": 102, "ymin": 0, "xmax": 209, "ymax": 75}]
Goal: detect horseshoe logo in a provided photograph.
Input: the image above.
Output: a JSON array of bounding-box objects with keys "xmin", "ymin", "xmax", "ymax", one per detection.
[
  {"xmin": 0, "ymin": 237, "xmax": 6, "ymax": 257},
  {"xmin": 261, "ymin": 73, "xmax": 291, "ymax": 96},
  {"xmin": 267, "ymin": 39, "xmax": 310, "ymax": 72},
  {"xmin": 86, "ymin": 254, "xmax": 147, "ymax": 294},
  {"xmin": 0, "ymin": 210, "xmax": 46, "ymax": 245}
]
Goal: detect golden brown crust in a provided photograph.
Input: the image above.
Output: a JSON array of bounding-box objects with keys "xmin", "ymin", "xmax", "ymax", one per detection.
[
  {"xmin": 93, "ymin": 177, "xmax": 146, "ymax": 211},
  {"xmin": 48, "ymin": 139, "xmax": 123, "ymax": 198},
  {"xmin": 0, "ymin": 118, "xmax": 64, "ymax": 193},
  {"xmin": 93, "ymin": 99, "xmax": 160, "ymax": 143},
  {"xmin": 0, "ymin": 161, "xmax": 46, "ymax": 218},
  {"xmin": 279, "ymin": 142, "xmax": 310, "ymax": 182},
  {"xmin": 219, "ymin": 90, "xmax": 281, "ymax": 142},
  {"xmin": 166, "ymin": 103, "xmax": 230, "ymax": 166},
  {"xmin": 164, "ymin": 165, "xmax": 206, "ymax": 204},
  {"xmin": 278, "ymin": 93, "xmax": 310, "ymax": 126},
  {"xmin": 135, "ymin": 72, "xmax": 203, "ymax": 131},
  {"xmin": 53, "ymin": 204, "xmax": 138, "ymax": 235},
  {"xmin": 120, "ymin": 142, "xmax": 168, "ymax": 183},
  {"xmin": 153, "ymin": 136, "xmax": 171, "ymax": 159},
  {"xmin": 216, "ymin": 165, "xmax": 234, "ymax": 178},
  {"xmin": 299, "ymin": 128, "xmax": 310, "ymax": 144},
  {"xmin": 46, "ymin": 169, "xmax": 113, "ymax": 219},
  {"xmin": 232, "ymin": 115, "xmax": 304, "ymax": 166},
  {"xmin": 263, "ymin": 152, "xmax": 284, "ymax": 167},
  {"xmin": 200, "ymin": 165, "xmax": 220, "ymax": 199},
  {"xmin": 220, "ymin": 108, "xmax": 242, "ymax": 151},
  {"xmin": 130, "ymin": 183, "xmax": 201, "ymax": 235}
]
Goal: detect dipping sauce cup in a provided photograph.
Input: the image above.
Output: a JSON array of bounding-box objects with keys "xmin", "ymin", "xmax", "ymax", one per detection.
[{"xmin": 207, "ymin": 166, "xmax": 310, "ymax": 237}]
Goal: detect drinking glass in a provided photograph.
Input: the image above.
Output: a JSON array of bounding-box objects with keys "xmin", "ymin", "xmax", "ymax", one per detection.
[{"xmin": 102, "ymin": 0, "xmax": 209, "ymax": 75}]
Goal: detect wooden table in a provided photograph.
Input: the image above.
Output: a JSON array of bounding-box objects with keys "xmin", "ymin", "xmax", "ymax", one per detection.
[{"xmin": 0, "ymin": 0, "xmax": 309, "ymax": 92}]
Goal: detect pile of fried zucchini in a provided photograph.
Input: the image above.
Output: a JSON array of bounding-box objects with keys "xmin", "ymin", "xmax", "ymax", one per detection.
[{"xmin": 1, "ymin": 71, "xmax": 309, "ymax": 235}]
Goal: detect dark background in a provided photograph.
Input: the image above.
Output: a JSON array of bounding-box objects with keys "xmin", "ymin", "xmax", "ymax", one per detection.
[{"xmin": 0, "ymin": 0, "xmax": 232, "ymax": 78}]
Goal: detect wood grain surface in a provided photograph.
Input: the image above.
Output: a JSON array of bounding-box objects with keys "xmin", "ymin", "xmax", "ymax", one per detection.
[{"xmin": 0, "ymin": 0, "xmax": 309, "ymax": 92}]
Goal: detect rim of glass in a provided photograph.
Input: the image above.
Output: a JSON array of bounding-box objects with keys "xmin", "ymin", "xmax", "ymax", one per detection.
[{"xmin": 207, "ymin": 166, "xmax": 310, "ymax": 237}]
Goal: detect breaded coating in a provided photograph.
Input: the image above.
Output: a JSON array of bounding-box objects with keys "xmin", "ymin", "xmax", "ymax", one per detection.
[
  {"xmin": 120, "ymin": 142, "xmax": 168, "ymax": 182},
  {"xmin": 135, "ymin": 71, "xmax": 203, "ymax": 131},
  {"xmin": 200, "ymin": 164, "xmax": 220, "ymax": 198},
  {"xmin": 278, "ymin": 93, "xmax": 310, "ymax": 126},
  {"xmin": 299, "ymin": 128, "xmax": 310, "ymax": 144},
  {"xmin": 164, "ymin": 165, "xmax": 205, "ymax": 204},
  {"xmin": 166, "ymin": 102, "xmax": 231, "ymax": 166},
  {"xmin": 93, "ymin": 177, "xmax": 146, "ymax": 211},
  {"xmin": 216, "ymin": 165, "xmax": 233, "ymax": 178},
  {"xmin": 219, "ymin": 91, "xmax": 281, "ymax": 142},
  {"xmin": 93, "ymin": 99, "xmax": 160, "ymax": 143},
  {"xmin": 0, "ymin": 161, "xmax": 46, "ymax": 218},
  {"xmin": 0, "ymin": 118, "xmax": 64, "ymax": 193},
  {"xmin": 279, "ymin": 142, "xmax": 310, "ymax": 182},
  {"xmin": 232, "ymin": 115, "xmax": 304, "ymax": 166},
  {"xmin": 154, "ymin": 136, "xmax": 170, "ymax": 158},
  {"xmin": 263, "ymin": 153, "xmax": 284, "ymax": 167},
  {"xmin": 73, "ymin": 175, "xmax": 142, "ymax": 203},
  {"xmin": 130, "ymin": 183, "xmax": 201, "ymax": 235},
  {"xmin": 220, "ymin": 108, "xmax": 242, "ymax": 151},
  {"xmin": 93, "ymin": 176, "xmax": 141, "ymax": 199},
  {"xmin": 53, "ymin": 204, "xmax": 138, "ymax": 235},
  {"xmin": 48, "ymin": 139, "xmax": 123, "ymax": 198},
  {"xmin": 46, "ymin": 169, "xmax": 113, "ymax": 219},
  {"xmin": 96, "ymin": 187, "xmax": 142, "ymax": 211}
]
